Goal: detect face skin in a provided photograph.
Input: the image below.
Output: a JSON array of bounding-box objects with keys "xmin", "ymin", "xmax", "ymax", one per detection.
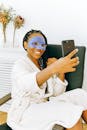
[{"xmin": 24, "ymin": 33, "xmax": 46, "ymax": 63}]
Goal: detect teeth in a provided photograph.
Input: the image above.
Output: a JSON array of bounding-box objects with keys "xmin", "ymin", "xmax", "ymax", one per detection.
[{"xmin": 35, "ymin": 51, "xmax": 40, "ymax": 54}]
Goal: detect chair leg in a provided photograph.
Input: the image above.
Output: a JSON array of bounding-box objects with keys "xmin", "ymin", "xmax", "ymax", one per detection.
[
  {"xmin": 53, "ymin": 124, "xmax": 64, "ymax": 130},
  {"xmin": 0, "ymin": 123, "xmax": 12, "ymax": 130}
]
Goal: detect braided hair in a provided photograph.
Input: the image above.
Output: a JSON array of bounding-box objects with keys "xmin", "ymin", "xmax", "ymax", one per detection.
[
  {"xmin": 23, "ymin": 29, "xmax": 48, "ymax": 69},
  {"xmin": 23, "ymin": 29, "xmax": 47, "ymax": 51}
]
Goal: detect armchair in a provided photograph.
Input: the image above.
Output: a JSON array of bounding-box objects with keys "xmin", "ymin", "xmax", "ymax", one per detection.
[{"xmin": 0, "ymin": 44, "xmax": 86, "ymax": 130}]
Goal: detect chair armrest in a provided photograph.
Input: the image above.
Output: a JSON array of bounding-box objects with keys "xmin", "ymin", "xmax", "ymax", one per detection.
[{"xmin": 0, "ymin": 93, "xmax": 11, "ymax": 105}]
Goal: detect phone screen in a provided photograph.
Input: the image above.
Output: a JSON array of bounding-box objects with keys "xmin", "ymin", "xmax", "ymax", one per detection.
[{"xmin": 61, "ymin": 40, "xmax": 76, "ymax": 57}]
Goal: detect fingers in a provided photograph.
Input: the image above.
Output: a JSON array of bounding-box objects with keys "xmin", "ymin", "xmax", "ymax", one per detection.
[
  {"xmin": 47, "ymin": 58, "xmax": 57, "ymax": 62},
  {"xmin": 70, "ymin": 57, "xmax": 79, "ymax": 64},
  {"xmin": 67, "ymin": 49, "xmax": 78, "ymax": 58},
  {"xmin": 70, "ymin": 57, "xmax": 79, "ymax": 68},
  {"xmin": 68, "ymin": 56, "xmax": 79, "ymax": 72},
  {"xmin": 70, "ymin": 68, "xmax": 76, "ymax": 72},
  {"xmin": 66, "ymin": 67, "xmax": 76, "ymax": 73},
  {"xmin": 47, "ymin": 58, "xmax": 57, "ymax": 66},
  {"xmin": 71, "ymin": 61, "xmax": 80, "ymax": 67}
]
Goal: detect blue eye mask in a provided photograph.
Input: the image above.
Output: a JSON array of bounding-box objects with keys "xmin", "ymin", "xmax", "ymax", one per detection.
[{"xmin": 28, "ymin": 36, "xmax": 47, "ymax": 50}]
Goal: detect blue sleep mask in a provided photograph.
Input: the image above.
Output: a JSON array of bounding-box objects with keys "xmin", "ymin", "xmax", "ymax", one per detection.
[{"xmin": 28, "ymin": 36, "xmax": 47, "ymax": 50}]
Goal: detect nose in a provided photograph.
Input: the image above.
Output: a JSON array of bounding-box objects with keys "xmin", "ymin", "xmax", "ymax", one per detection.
[
  {"xmin": 36, "ymin": 45, "xmax": 43, "ymax": 50},
  {"xmin": 36, "ymin": 44, "xmax": 46, "ymax": 50}
]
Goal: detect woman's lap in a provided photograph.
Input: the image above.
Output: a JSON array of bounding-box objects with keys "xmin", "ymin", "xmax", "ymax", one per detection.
[
  {"xmin": 51, "ymin": 88, "xmax": 87, "ymax": 110},
  {"xmin": 20, "ymin": 88, "xmax": 87, "ymax": 128},
  {"xmin": 21, "ymin": 99, "xmax": 83, "ymax": 128}
]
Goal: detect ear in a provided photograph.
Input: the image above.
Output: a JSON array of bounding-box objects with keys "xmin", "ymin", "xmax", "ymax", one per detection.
[{"xmin": 24, "ymin": 41, "xmax": 28, "ymax": 50}]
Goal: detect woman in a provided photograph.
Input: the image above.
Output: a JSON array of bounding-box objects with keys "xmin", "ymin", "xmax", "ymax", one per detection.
[{"xmin": 7, "ymin": 30, "xmax": 87, "ymax": 130}]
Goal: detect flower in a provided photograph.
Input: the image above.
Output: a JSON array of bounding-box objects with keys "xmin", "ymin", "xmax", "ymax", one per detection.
[
  {"xmin": 0, "ymin": 5, "xmax": 14, "ymax": 46},
  {"xmin": 13, "ymin": 15, "xmax": 24, "ymax": 47},
  {"xmin": 0, "ymin": 10, "xmax": 12, "ymax": 24},
  {"xmin": 13, "ymin": 15, "xmax": 24, "ymax": 29}
]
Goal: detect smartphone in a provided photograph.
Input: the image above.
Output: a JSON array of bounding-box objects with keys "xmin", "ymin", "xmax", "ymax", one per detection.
[{"xmin": 61, "ymin": 40, "xmax": 76, "ymax": 57}]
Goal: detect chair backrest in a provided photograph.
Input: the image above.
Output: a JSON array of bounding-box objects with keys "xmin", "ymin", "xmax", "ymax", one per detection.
[
  {"xmin": 0, "ymin": 123, "xmax": 12, "ymax": 130},
  {"xmin": 45, "ymin": 44, "xmax": 86, "ymax": 91}
]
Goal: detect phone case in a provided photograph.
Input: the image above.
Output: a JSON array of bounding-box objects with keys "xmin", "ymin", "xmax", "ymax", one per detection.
[{"xmin": 61, "ymin": 40, "xmax": 75, "ymax": 57}]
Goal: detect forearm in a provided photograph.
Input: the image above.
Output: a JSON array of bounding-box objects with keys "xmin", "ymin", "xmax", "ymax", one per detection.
[
  {"xmin": 57, "ymin": 73, "xmax": 65, "ymax": 82},
  {"xmin": 36, "ymin": 50, "xmax": 79, "ymax": 87},
  {"xmin": 36, "ymin": 65, "xmax": 54, "ymax": 87}
]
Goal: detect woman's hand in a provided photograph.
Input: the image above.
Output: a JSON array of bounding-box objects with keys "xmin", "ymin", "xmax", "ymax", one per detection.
[
  {"xmin": 47, "ymin": 58, "xmax": 65, "ymax": 81},
  {"xmin": 46, "ymin": 57, "xmax": 57, "ymax": 66},
  {"xmin": 36, "ymin": 49, "xmax": 79, "ymax": 86},
  {"xmin": 50, "ymin": 49, "xmax": 79, "ymax": 74}
]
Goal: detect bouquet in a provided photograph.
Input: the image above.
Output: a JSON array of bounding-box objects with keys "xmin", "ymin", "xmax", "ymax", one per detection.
[
  {"xmin": 13, "ymin": 15, "xmax": 24, "ymax": 47},
  {"xmin": 0, "ymin": 5, "xmax": 14, "ymax": 46}
]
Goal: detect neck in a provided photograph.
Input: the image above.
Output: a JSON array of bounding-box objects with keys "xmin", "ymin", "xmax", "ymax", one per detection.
[{"xmin": 27, "ymin": 54, "xmax": 40, "ymax": 69}]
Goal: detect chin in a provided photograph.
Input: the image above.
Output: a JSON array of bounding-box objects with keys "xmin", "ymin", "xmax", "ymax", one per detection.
[{"xmin": 34, "ymin": 55, "xmax": 41, "ymax": 59}]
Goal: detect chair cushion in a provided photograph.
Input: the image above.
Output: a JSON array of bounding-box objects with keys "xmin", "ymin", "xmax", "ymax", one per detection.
[
  {"xmin": 44, "ymin": 44, "xmax": 86, "ymax": 91},
  {"xmin": 0, "ymin": 123, "xmax": 12, "ymax": 130}
]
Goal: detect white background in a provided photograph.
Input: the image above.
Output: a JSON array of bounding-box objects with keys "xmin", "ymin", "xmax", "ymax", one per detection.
[
  {"xmin": 0, "ymin": 0, "xmax": 87, "ymax": 47},
  {"xmin": 0, "ymin": 0, "xmax": 87, "ymax": 90}
]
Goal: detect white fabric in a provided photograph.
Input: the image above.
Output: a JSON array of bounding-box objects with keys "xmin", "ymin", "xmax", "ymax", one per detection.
[{"xmin": 7, "ymin": 55, "xmax": 87, "ymax": 130}]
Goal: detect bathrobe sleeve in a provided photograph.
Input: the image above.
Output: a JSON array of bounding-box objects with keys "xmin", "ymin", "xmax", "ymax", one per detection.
[
  {"xmin": 51, "ymin": 75, "xmax": 68, "ymax": 96},
  {"xmin": 12, "ymin": 59, "xmax": 41, "ymax": 97}
]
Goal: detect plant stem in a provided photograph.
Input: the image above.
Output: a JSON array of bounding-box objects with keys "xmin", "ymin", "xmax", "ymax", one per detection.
[
  {"xmin": 13, "ymin": 27, "xmax": 16, "ymax": 47},
  {"xmin": 3, "ymin": 24, "xmax": 6, "ymax": 47}
]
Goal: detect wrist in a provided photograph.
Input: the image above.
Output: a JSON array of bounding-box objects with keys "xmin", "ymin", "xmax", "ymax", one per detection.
[
  {"xmin": 47, "ymin": 64, "xmax": 56, "ymax": 76},
  {"xmin": 56, "ymin": 73, "xmax": 65, "ymax": 82}
]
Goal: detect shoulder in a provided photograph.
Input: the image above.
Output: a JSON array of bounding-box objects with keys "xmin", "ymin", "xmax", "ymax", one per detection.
[
  {"xmin": 15, "ymin": 55, "xmax": 30, "ymax": 65},
  {"xmin": 13, "ymin": 55, "xmax": 32, "ymax": 71}
]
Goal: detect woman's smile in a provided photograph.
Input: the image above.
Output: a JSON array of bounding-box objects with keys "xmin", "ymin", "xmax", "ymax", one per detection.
[{"xmin": 34, "ymin": 50, "xmax": 42, "ymax": 55}]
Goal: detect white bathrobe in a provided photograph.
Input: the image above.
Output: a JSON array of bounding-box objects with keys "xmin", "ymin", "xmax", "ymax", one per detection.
[{"xmin": 7, "ymin": 55, "xmax": 87, "ymax": 130}]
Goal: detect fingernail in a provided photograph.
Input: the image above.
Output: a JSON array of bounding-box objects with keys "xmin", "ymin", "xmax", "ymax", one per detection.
[
  {"xmin": 76, "ymin": 48, "xmax": 79, "ymax": 52},
  {"xmin": 77, "ymin": 57, "xmax": 79, "ymax": 60},
  {"xmin": 77, "ymin": 61, "xmax": 80, "ymax": 64}
]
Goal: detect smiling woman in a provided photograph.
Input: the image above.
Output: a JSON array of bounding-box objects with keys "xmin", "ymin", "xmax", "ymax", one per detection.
[
  {"xmin": 7, "ymin": 29, "xmax": 87, "ymax": 130},
  {"xmin": 22, "ymin": 30, "xmax": 48, "ymax": 69}
]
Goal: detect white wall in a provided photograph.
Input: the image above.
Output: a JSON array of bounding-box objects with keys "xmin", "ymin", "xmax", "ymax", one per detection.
[
  {"xmin": 0, "ymin": 0, "xmax": 87, "ymax": 90},
  {"xmin": 0, "ymin": 0, "xmax": 87, "ymax": 47}
]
